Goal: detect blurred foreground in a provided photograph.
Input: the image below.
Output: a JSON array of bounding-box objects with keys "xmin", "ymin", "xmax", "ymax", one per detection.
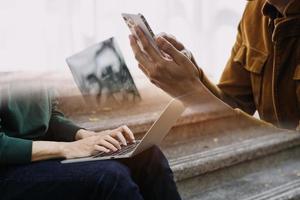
[{"xmin": 2, "ymin": 71, "xmax": 300, "ymax": 199}]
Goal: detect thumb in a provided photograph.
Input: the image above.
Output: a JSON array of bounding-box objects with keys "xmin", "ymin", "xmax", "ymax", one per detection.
[
  {"xmin": 156, "ymin": 33, "xmax": 185, "ymax": 51},
  {"xmin": 156, "ymin": 36, "xmax": 188, "ymax": 65}
]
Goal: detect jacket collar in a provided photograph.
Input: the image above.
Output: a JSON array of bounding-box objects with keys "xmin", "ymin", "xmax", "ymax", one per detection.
[
  {"xmin": 260, "ymin": 0, "xmax": 300, "ymax": 42},
  {"xmin": 272, "ymin": 16, "xmax": 300, "ymax": 42},
  {"xmin": 262, "ymin": 0, "xmax": 299, "ymax": 18}
]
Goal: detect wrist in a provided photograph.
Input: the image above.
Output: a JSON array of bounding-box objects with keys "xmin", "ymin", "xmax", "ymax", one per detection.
[
  {"xmin": 186, "ymin": 76, "xmax": 203, "ymax": 92},
  {"xmin": 75, "ymin": 129, "xmax": 87, "ymax": 140},
  {"xmin": 31, "ymin": 141, "xmax": 71, "ymax": 161},
  {"xmin": 58, "ymin": 142, "xmax": 71, "ymax": 158},
  {"xmin": 179, "ymin": 78, "xmax": 207, "ymax": 105}
]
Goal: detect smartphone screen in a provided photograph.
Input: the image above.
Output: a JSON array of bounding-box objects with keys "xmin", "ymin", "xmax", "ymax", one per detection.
[{"xmin": 122, "ymin": 13, "xmax": 161, "ymax": 54}]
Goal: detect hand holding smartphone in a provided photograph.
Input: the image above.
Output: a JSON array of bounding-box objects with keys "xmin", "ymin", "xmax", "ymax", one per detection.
[{"xmin": 122, "ymin": 13, "xmax": 161, "ymax": 55}]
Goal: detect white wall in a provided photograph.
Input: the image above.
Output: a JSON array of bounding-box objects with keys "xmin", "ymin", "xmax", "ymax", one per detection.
[{"xmin": 0, "ymin": 0, "xmax": 246, "ymax": 83}]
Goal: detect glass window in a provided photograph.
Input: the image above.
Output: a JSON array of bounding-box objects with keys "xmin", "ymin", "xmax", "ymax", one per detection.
[{"xmin": 0, "ymin": 0, "xmax": 245, "ymax": 83}]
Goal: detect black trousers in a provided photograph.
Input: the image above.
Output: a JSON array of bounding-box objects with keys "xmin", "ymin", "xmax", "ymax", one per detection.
[{"xmin": 0, "ymin": 146, "xmax": 181, "ymax": 200}]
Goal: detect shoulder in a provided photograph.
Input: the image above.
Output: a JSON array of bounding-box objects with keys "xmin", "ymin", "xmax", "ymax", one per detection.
[
  {"xmin": 240, "ymin": 0, "xmax": 269, "ymax": 50},
  {"xmin": 243, "ymin": 0, "xmax": 266, "ymax": 17}
]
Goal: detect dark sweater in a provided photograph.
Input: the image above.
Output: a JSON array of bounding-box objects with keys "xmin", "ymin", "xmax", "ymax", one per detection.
[{"xmin": 0, "ymin": 84, "xmax": 81, "ymax": 164}]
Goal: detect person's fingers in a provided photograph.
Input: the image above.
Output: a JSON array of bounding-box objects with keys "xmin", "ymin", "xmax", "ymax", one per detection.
[
  {"xmin": 104, "ymin": 135, "xmax": 122, "ymax": 150},
  {"xmin": 134, "ymin": 26, "xmax": 163, "ymax": 62},
  {"xmin": 99, "ymin": 130, "xmax": 111, "ymax": 135},
  {"xmin": 156, "ymin": 32, "xmax": 184, "ymax": 50},
  {"xmin": 138, "ymin": 64, "xmax": 150, "ymax": 77},
  {"xmin": 156, "ymin": 33, "xmax": 193, "ymax": 60},
  {"xmin": 97, "ymin": 137, "xmax": 119, "ymax": 151},
  {"xmin": 112, "ymin": 131, "xmax": 127, "ymax": 146},
  {"xmin": 180, "ymin": 49, "xmax": 193, "ymax": 60},
  {"xmin": 100, "ymin": 139, "xmax": 118, "ymax": 151},
  {"xmin": 156, "ymin": 36, "xmax": 189, "ymax": 65},
  {"xmin": 118, "ymin": 125, "xmax": 136, "ymax": 143},
  {"xmin": 94, "ymin": 145, "xmax": 110, "ymax": 153},
  {"xmin": 129, "ymin": 35, "xmax": 153, "ymax": 70}
]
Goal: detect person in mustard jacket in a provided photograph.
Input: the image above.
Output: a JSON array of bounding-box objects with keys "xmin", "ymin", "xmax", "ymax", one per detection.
[{"xmin": 130, "ymin": 0, "xmax": 300, "ymax": 130}]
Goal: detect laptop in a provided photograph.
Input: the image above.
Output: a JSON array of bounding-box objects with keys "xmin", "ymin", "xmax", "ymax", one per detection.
[
  {"xmin": 61, "ymin": 98, "xmax": 185, "ymax": 164},
  {"xmin": 65, "ymin": 37, "xmax": 141, "ymax": 106}
]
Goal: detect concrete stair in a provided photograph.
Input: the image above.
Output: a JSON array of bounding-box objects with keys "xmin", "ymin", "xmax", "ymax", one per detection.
[
  {"xmin": 39, "ymin": 68, "xmax": 298, "ymax": 200},
  {"xmin": 169, "ymin": 132, "xmax": 300, "ymax": 182},
  {"xmin": 177, "ymin": 144, "xmax": 300, "ymax": 200},
  {"xmin": 5, "ymin": 71, "xmax": 300, "ymax": 199},
  {"xmin": 71, "ymin": 101, "xmax": 300, "ymax": 200}
]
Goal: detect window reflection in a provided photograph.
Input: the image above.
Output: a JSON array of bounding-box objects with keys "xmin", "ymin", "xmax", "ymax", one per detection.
[{"xmin": 0, "ymin": 0, "xmax": 245, "ymax": 83}]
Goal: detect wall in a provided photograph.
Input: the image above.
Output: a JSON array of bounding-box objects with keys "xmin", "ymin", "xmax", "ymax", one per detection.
[{"xmin": 0, "ymin": 0, "xmax": 246, "ymax": 83}]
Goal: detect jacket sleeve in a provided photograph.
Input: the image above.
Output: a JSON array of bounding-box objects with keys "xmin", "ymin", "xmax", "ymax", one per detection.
[
  {"xmin": 46, "ymin": 96, "xmax": 83, "ymax": 142},
  {"xmin": 197, "ymin": 7, "xmax": 256, "ymax": 115},
  {"xmin": 0, "ymin": 132, "xmax": 32, "ymax": 164}
]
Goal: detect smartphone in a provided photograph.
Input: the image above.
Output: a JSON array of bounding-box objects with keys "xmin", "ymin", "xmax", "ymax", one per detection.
[{"xmin": 122, "ymin": 13, "xmax": 161, "ymax": 54}]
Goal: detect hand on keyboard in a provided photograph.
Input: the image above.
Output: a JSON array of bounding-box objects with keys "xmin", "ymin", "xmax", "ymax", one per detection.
[
  {"xmin": 64, "ymin": 125, "xmax": 136, "ymax": 159},
  {"xmin": 93, "ymin": 140, "xmax": 141, "ymax": 158}
]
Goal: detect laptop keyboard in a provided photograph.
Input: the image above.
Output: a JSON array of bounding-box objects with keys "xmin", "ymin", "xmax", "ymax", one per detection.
[{"xmin": 93, "ymin": 140, "xmax": 141, "ymax": 158}]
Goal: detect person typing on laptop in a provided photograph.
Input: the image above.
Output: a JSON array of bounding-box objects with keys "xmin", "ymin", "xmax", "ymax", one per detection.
[{"xmin": 0, "ymin": 84, "xmax": 181, "ymax": 200}]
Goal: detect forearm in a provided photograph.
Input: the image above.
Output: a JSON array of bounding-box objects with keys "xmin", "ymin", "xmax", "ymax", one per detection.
[
  {"xmin": 31, "ymin": 141, "xmax": 68, "ymax": 162},
  {"xmin": 197, "ymin": 67, "xmax": 239, "ymax": 108},
  {"xmin": 47, "ymin": 111, "xmax": 82, "ymax": 142},
  {"xmin": 0, "ymin": 132, "xmax": 32, "ymax": 164},
  {"xmin": 31, "ymin": 129, "xmax": 101, "ymax": 162},
  {"xmin": 200, "ymin": 69, "xmax": 223, "ymax": 99}
]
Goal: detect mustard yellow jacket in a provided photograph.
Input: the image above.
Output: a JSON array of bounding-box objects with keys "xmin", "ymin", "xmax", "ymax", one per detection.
[{"xmin": 201, "ymin": 0, "xmax": 300, "ymax": 130}]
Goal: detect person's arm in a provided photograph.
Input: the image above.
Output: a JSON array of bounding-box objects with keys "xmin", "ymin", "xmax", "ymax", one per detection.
[
  {"xmin": 31, "ymin": 140, "xmax": 66, "ymax": 161},
  {"xmin": 32, "ymin": 126, "xmax": 136, "ymax": 162},
  {"xmin": 0, "ymin": 131, "xmax": 71, "ymax": 164},
  {"xmin": 154, "ymin": 33, "xmax": 230, "ymax": 103},
  {"xmin": 46, "ymin": 97, "xmax": 83, "ymax": 142},
  {"xmin": 0, "ymin": 132, "xmax": 32, "ymax": 164},
  {"xmin": 161, "ymin": 4, "xmax": 255, "ymax": 115},
  {"xmin": 129, "ymin": 29, "xmax": 279, "ymax": 131},
  {"xmin": 31, "ymin": 137, "xmax": 114, "ymax": 162},
  {"xmin": 31, "ymin": 134, "xmax": 118, "ymax": 162},
  {"xmin": 129, "ymin": 8, "xmax": 256, "ymax": 115},
  {"xmin": 0, "ymin": 125, "xmax": 136, "ymax": 164},
  {"xmin": 200, "ymin": 20, "xmax": 256, "ymax": 115}
]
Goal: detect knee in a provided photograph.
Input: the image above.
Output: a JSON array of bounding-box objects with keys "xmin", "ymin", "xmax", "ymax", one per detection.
[
  {"xmin": 140, "ymin": 146, "xmax": 172, "ymax": 173},
  {"xmin": 87, "ymin": 162, "xmax": 141, "ymax": 199},
  {"xmin": 95, "ymin": 161, "xmax": 131, "ymax": 184},
  {"xmin": 145, "ymin": 145, "xmax": 165, "ymax": 159},
  {"xmin": 147, "ymin": 145, "xmax": 167, "ymax": 162}
]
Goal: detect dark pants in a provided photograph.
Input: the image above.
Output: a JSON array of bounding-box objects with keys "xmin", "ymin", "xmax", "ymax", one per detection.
[{"xmin": 0, "ymin": 146, "xmax": 181, "ymax": 200}]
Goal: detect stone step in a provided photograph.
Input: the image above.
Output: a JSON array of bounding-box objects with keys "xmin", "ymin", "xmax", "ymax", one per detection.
[
  {"xmin": 167, "ymin": 131, "xmax": 300, "ymax": 182},
  {"xmin": 75, "ymin": 106, "xmax": 300, "ymax": 200},
  {"xmin": 243, "ymin": 179, "xmax": 300, "ymax": 200},
  {"xmin": 72, "ymin": 101, "xmax": 234, "ymax": 135},
  {"xmin": 176, "ymin": 144, "xmax": 300, "ymax": 200},
  {"xmin": 70, "ymin": 97, "xmax": 300, "ymax": 199},
  {"xmin": 73, "ymin": 103, "xmax": 278, "ymax": 155},
  {"xmin": 8, "ymin": 70, "xmax": 300, "ymax": 199}
]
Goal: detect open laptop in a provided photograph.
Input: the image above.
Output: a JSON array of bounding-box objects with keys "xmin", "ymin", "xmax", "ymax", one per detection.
[
  {"xmin": 61, "ymin": 98, "xmax": 185, "ymax": 164},
  {"xmin": 65, "ymin": 37, "xmax": 141, "ymax": 106}
]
